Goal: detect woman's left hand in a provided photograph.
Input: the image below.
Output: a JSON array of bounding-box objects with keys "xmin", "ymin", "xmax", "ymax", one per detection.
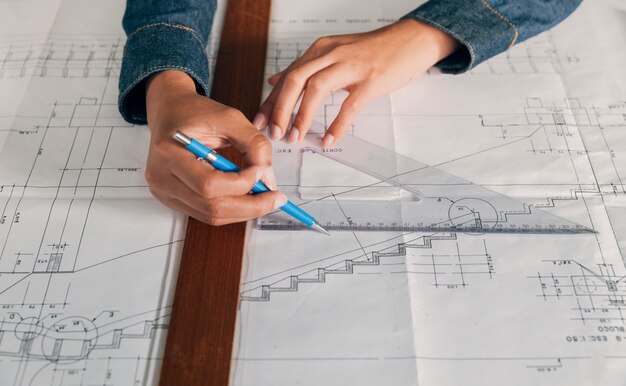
[{"xmin": 253, "ymin": 19, "xmax": 460, "ymax": 147}]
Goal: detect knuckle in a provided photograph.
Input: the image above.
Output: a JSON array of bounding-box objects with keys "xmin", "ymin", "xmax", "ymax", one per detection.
[
  {"xmin": 343, "ymin": 100, "xmax": 358, "ymax": 114},
  {"xmin": 204, "ymin": 198, "xmax": 226, "ymax": 225},
  {"xmin": 202, "ymin": 210, "xmax": 217, "ymax": 226},
  {"xmin": 293, "ymin": 114, "xmax": 308, "ymax": 129},
  {"xmin": 272, "ymin": 105, "xmax": 289, "ymax": 121},
  {"xmin": 204, "ymin": 214, "xmax": 219, "ymax": 226},
  {"xmin": 328, "ymin": 44, "xmax": 348, "ymax": 57},
  {"xmin": 312, "ymin": 36, "xmax": 332, "ymax": 48},
  {"xmin": 283, "ymin": 71, "xmax": 302, "ymax": 86},
  {"xmin": 144, "ymin": 169, "xmax": 156, "ymax": 186},
  {"xmin": 224, "ymin": 107, "xmax": 245, "ymax": 122},
  {"xmin": 200, "ymin": 177, "xmax": 218, "ymax": 198},
  {"xmin": 307, "ymin": 76, "xmax": 326, "ymax": 93},
  {"xmin": 147, "ymin": 185, "xmax": 159, "ymax": 197},
  {"xmin": 205, "ymin": 216, "xmax": 219, "ymax": 226},
  {"xmin": 210, "ymin": 218, "xmax": 226, "ymax": 226},
  {"xmin": 247, "ymin": 134, "xmax": 272, "ymax": 157}
]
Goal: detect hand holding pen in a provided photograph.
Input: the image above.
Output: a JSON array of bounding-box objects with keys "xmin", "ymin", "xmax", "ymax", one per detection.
[
  {"xmin": 144, "ymin": 71, "xmax": 287, "ymax": 226},
  {"xmin": 174, "ymin": 131, "xmax": 330, "ymax": 235}
]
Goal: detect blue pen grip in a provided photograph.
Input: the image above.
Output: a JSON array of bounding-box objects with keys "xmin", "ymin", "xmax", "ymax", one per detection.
[
  {"xmin": 279, "ymin": 201, "xmax": 315, "ymax": 227},
  {"xmin": 188, "ymin": 139, "xmax": 272, "ymax": 193}
]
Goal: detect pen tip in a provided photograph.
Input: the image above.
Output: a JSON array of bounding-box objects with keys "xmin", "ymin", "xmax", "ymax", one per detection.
[{"xmin": 311, "ymin": 222, "xmax": 331, "ymax": 236}]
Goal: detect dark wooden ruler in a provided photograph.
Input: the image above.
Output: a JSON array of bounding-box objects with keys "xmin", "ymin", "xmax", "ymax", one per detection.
[{"xmin": 159, "ymin": 0, "xmax": 272, "ymax": 384}]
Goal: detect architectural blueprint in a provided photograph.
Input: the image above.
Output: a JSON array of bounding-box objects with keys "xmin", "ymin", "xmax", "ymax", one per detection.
[
  {"xmin": 1, "ymin": 0, "xmax": 625, "ymax": 385},
  {"xmin": 0, "ymin": 0, "xmax": 225, "ymax": 384},
  {"xmin": 232, "ymin": 1, "xmax": 626, "ymax": 385}
]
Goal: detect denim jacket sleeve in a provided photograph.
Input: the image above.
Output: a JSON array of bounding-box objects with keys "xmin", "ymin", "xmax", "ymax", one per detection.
[
  {"xmin": 403, "ymin": 0, "xmax": 582, "ymax": 74},
  {"xmin": 118, "ymin": 0, "xmax": 217, "ymax": 124}
]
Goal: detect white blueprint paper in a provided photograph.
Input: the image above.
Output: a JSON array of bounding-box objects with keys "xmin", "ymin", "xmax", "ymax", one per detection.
[
  {"xmin": 0, "ymin": 0, "xmax": 225, "ymax": 384},
  {"xmin": 1, "ymin": 0, "xmax": 625, "ymax": 385},
  {"xmin": 233, "ymin": 1, "xmax": 626, "ymax": 385}
]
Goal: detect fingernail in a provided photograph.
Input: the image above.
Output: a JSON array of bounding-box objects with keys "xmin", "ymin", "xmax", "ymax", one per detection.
[
  {"xmin": 322, "ymin": 134, "xmax": 335, "ymax": 148},
  {"xmin": 271, "ymin": 125, "xmax": 282, "ymax": 140},
  {"xmin": 273, "ymin": 194, "xmax": 288, "ymax": 209},
  {"xmin": 288, "ymin": 127, "xmax": 299, "ymax": 144},
  {"xmin": 252, "ymin": 112, "xmax": 266, "ymax": 130},
  {"xmin": 262, "ymin": 167, "xmax": 278, "ymax": 191}
]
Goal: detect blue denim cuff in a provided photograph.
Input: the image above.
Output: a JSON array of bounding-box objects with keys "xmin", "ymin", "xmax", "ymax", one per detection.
[
  {"xmin": 402, "ymin": 0, "xmax": 518, "ymax": 74},
  {"xmin": 118, "ymin": 23, "xmax": 210, "ymax": 124}
]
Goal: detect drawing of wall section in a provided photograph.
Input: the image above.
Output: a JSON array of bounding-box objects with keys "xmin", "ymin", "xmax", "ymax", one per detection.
[{"xmin": 0, "ymin": 96, "xmax": 147, "ymax": 276}]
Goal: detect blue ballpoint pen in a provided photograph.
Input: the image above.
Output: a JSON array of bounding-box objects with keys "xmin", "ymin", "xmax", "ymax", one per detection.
[{"xmin": 173, "ymin": 131, "xmax": 331, "ymax": 236}]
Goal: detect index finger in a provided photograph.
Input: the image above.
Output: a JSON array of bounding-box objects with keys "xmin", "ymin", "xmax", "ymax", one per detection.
[
  {"xmin": 222, "ymin": 120, "xmax": 274, "ymax": 169},
  {"xmin": 216, "ymin": 118, "xmax": 279, "ymax": 190}
]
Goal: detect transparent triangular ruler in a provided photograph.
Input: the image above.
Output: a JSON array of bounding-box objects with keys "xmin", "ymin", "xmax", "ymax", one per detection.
[{"xmin": 258, "ymin": 128, "xmax": 595, "ymax": 235}]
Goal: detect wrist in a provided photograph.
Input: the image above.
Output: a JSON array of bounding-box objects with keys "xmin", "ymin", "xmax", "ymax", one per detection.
[
  {"xmin": 395, "ymin": 19, "xmax": 461, "ymax": 65},
  {"xmin": 146, "ymin": 70, "xmax": 197, "ymax": 106},
  {"xmin": 146, "ymin": 70, "xmax": 198, "ymax": 137}
]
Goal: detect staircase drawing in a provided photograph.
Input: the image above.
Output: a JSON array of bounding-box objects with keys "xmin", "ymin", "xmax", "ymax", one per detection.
[
  {"xmin": 485, "ymin": 183, "xmax": 597, "ymax": 226},
  {"xmin": 240, "ymin": 233, "xmax": 458, "ymax": 302},
  {"xmin": 534, "ymin": 186, "xmax": 600, "ymax": 208}
]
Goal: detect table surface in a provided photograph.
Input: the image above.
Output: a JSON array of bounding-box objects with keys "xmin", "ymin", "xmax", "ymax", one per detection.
[{"xmin": 158, "ymin": 1, "xmax": 272, "ymax": 385}]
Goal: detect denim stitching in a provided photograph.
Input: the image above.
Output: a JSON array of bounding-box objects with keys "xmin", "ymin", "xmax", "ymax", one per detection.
[
  {"xmin": 404, "ymin": 14, "xmax": 477, "ymax": 72},
  {"xmin": 128, "ymin": 22, "xmax": 206, "ymax": 47},
  {"xmin": 480, "ymin": 0, "xmax": 519, "ymax": 48}
]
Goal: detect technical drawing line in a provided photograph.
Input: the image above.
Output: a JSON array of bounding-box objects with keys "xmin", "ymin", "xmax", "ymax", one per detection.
[
  {"xmin": 0, "ymin": 274, "xmax": 31, "ymax": 296},
  {"xmin": 74, "ymin": 240, "xmax": 183, "ymax": 272},
  {"xmin": 331, "ymin": 193, "xmax": 369, "ymax": 260},
  {"xmin": 241, "ymin": 233, "xmax": 463, "ymax": 301},
  {"xmin": 71, "ymin": 126, "xmax": 113, "ymax": 272},
  {"xmin": 242, "ymin": 232, "xmax": 410, "ymax": 286}
]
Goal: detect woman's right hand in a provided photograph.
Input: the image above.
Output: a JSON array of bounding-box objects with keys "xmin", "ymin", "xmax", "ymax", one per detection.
[
  {"xmin": 253, "ymin": 19, "xmax": 460, "ymax": 147},
  {"xmin": 145, "ymin": 70, "xmax": 286, "ymax": 225}
]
